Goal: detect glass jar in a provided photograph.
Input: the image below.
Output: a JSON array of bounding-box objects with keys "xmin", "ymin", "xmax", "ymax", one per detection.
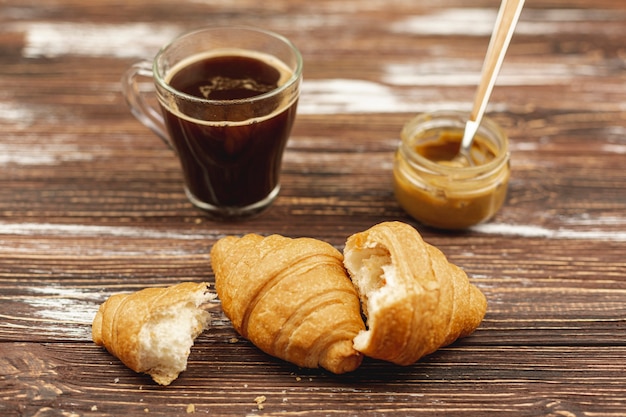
[{"xmin": 393, "ymin": 110, "xmax": 510, "ymax": 229}]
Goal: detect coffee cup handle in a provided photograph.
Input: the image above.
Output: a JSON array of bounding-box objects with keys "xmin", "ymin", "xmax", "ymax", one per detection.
[{"xmin": 121, "ymin": 60, "xmax": 174, "ymax": 151}]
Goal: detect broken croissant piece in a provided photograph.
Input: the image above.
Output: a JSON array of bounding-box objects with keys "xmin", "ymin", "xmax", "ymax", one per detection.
[
  {"xmin": 92, "ymin": 282, "xmax": 216, "ymax": 385},
  {"xmin": 211, "ymin": 233, "xmax": 365, "ymax": 374},
  {"xmin": 343, "ymin": 221, "xmax": 487, "ymax": 366}
]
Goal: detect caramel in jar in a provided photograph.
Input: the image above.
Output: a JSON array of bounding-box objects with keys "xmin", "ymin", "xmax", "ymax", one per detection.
[{"xmin": 393, "ymin": 111, "xmax": 510, "ymax": 229}]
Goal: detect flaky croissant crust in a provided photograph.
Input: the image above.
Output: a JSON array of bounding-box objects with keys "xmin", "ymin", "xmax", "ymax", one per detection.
[
  {"xmin": 344, "ymin": 221, "xmax": 487, "ymax": 365},
  {"xmin": 92, "ymin": 282, "xmax": 214, "ymax": 385},
  {"xmin": 211, "ymin": 233, "xmax": 365, "ymax": 374}
]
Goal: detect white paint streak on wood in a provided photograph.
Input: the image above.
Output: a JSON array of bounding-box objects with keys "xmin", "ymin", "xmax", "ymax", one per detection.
[
  {"xmin": 392, "ymin": 8, "xmax": 625, "ymax": 36},
  {"xmin": 3, "ymin": 219, "xmax": 625, "ymax": 247},
  {"xmin": 509, "ymin": 142, "xmax": 540, "ymax": 152},
  {"xmin": 382, "ymin": 61, "xmax": 577, "ymax": 87},
  {"xmin": 473, "ymin": 222, "xmax": 626, "ymax": 242},
  {"xmin": 0, "ymin": 141, "xmax": 95, "ymax": 166},
  {"xmin": 23, "ymin": 286, "xmax": 102, "ymax": 325},
  {"xmin": 0, "ymin": 103, "xmax": 36, "ymax": 127},
  {"xmin": 299, "ymin": 78, "xmax": 502, "ymax": 115},
  {"xmin": 602, "ymin": 144, "xmax": 626, "ymax": 154},
  {"xmin": 0, "ymin": 223, "xmax": 220, "ymax": 256},
  {"xmin": 559, "ymin": 215, "xmax": 626, "ymax": 227},
  {"xmin": 17, "ymin": 9, "xmax": 626, "ymax": 60},
  {"xmin": 392, "ymin": 9, "xmax": 501, "ymax": 37},
  {"xmin": 299, "ymin": 79, "xmax": 415, "ymax": 114},
  {"xmin": 0, "ymin": 222, "xmax": 223, "ymax": 241},
  {"xmin": 0, "ymin": 286, "xmax": 103, "ymax": 339},
  {"xmin": 20, "ymin": 22, "xmax": 182, "ymax": 59}
]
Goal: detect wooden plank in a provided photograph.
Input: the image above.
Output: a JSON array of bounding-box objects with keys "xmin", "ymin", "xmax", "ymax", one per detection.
[{"xmin": 2, "ymin": 342, "xmax": 626, "ymax": 416}]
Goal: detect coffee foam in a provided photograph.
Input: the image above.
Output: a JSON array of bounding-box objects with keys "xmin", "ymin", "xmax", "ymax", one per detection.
[{"xmin": 161, "ymin": 48, "xmax": 297, "ymax": 126}]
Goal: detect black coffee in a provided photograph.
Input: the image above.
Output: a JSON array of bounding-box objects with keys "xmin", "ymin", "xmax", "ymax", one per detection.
[{"xmin": 161, "ymin": 52, "xmax": 298, "ymax": 212}]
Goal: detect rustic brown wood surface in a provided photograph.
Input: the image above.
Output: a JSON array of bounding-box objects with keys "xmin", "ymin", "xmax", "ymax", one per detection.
[{"xmin": 1, "ymin": 0, "xmax": 625, "ymax": 415}]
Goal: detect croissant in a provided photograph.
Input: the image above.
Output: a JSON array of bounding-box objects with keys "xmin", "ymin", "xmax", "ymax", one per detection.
[
  {"xmin": 210, "ymin": 233, "xmax": 365, "ymax": 374},
  {"xmin": 343, "ymin": 221, "xmax": 487, "ymax": 366},
  {"xmin": 92, "ymin": 282, "xmax": 216, "ymax": 385}
]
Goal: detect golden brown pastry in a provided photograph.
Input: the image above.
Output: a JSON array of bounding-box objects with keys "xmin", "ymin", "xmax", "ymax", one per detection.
[
  {"xmin": 211, "ymin": 233, "xmax": 365, "ymax": 374},
  {"xmin": 92, "ymin": 282, "xmax": 216, "ymax": 385},
  {"xmin": 343, "ymin": 221, "xmax": 487, "ymax": 366}
]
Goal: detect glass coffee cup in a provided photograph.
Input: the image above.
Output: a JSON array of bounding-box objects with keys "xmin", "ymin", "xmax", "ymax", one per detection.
[{"xmin": 122, "ymin": 27, "xmax": 302, "ymax": 220}]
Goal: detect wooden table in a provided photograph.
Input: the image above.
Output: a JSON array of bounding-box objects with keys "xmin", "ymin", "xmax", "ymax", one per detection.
[{"xmin": 1, "ymin": 0, "xmax": 625, "ymax": 415}]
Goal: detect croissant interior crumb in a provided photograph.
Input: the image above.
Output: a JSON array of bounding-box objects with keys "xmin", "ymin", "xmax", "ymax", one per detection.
[
  {"xmin": 138, "ymin": 301, "xmax": 210, "ymax": 385},
  {"xmin": 344, "ymin": 243, "xmax": 400, "ymax": 333}
]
